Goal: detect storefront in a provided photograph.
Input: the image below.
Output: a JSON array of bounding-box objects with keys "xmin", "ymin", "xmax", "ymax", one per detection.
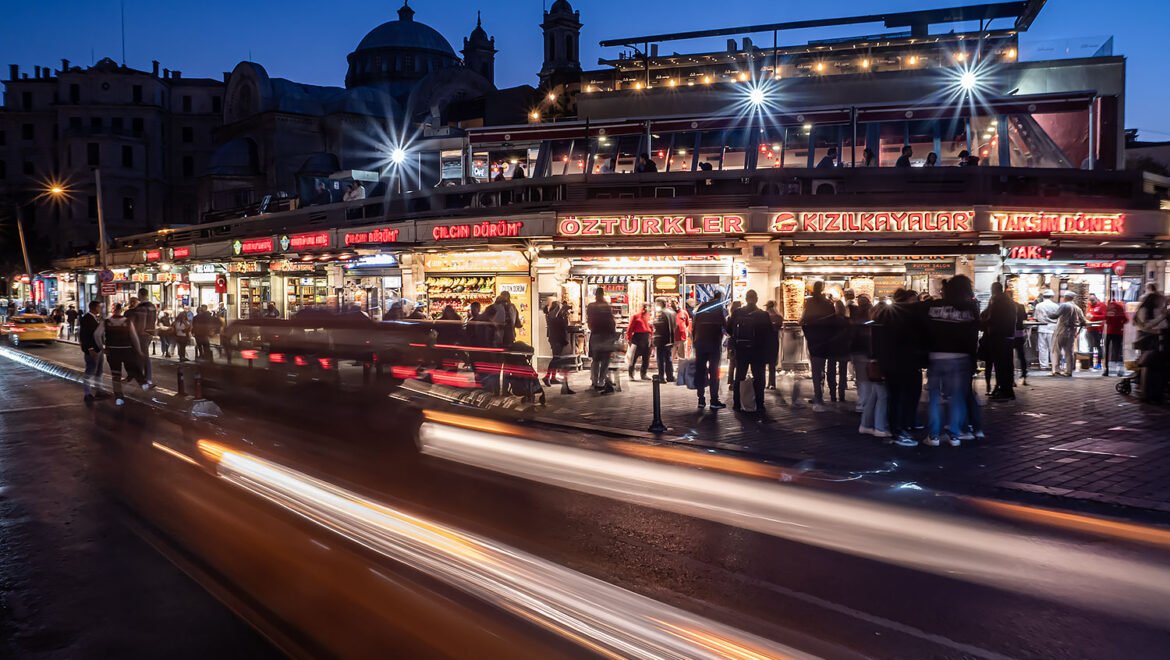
[
  {"xmin": 228, "ymin": 260, "xmax": 272, "ymax": 319},
  {"xmin": 339, "ymin": 224, "xmax": 412, "ymax": 318},
  {"xmin": 188, "ymin": 264, "xmax": 227, "ymax": 312}
]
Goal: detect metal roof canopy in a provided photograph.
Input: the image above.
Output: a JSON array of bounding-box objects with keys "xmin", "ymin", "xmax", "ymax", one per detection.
[{"xmin": 600, "ymin": 1, "xmax": 1045, "ymax": 48}]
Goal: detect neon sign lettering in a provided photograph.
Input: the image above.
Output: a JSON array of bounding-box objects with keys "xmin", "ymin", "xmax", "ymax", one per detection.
[
  {"xmin": 433, "ymin": 220, "xmax": 524, "ymax": 241},
  {"xmin": 172, "ymin": 246, "xmax": 191, "ymax": 259},
  {"xmin": 990, "ymin": 212, "xmax": 1126, "ymax": 236},
  {"xmin": 234, "ymin": 237, "xmax": 274, "ymax": 255},
  {"xmin": 771, "ymin": 210, "xmax": 974, "ymax": 234},
  {"xmin": 1007, "ymin": 245, "xmax": 1051, "ymax": 260},
  {"xmin": 143, "ymin": 249, "xmax": 162, "ymax": 262},
  {"xmin": 287, "ymin": 231, "xmax": 331, "ymax": 251},
  {"xmin": 344, "ymin": 227, "xmax": 400, "ymax": 246},
  {"xmin": 557, "ymin": 215, "xmax": 745, "ymax": 237}
]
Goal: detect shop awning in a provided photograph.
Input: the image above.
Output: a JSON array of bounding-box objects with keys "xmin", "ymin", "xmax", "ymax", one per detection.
[
  {"xmin": 778, "ymin": 244, "xmax": 999, "ymax": 256},
  {"xmin": 540, "ymin": 247, "xmax": 742, "ymax": 258}
]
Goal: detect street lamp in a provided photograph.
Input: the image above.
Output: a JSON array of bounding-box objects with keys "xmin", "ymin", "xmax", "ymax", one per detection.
[{"xmin": 390, "ymin": 147, "xmax": 407, "ymax": 165}]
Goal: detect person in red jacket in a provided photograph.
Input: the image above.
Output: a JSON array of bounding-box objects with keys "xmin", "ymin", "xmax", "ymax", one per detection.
[
  {"xmin": 1103, "ymin": 295, "xmax": 1128, "ymax": 376},
  {"xmin": 1085, "ymin": 293, "xmax": 1107, "ymax": 369},
  {"xmin": 626, "ymin": 303, "xmax": 653, "ymax": 380},
  {"xmin": 672, "ymin": 299, "xmax": 691, "ymax": 361}
]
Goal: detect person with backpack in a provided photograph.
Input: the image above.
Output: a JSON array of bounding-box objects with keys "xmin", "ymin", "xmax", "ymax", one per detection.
[
  {"xmin": 728, "ymin": 290, "xmax": 774, "ymax": 415},
  {"xmin": 94, "ymin": 302, "xmax": 149, "ymax": 405}
]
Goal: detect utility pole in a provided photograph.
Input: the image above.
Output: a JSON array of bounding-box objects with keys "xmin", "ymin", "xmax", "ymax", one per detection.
[
  {"xmin": 95, "ymin": 167, "xmax": 110, "ymax": 312},
  {"xmin": 14, "ymin": 204, "xmax": 33, "ymax": 305}
]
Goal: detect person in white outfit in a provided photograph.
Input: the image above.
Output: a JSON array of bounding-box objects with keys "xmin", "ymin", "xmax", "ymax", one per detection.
[
  {"xmin": 1052, "ymin": 291, "xmax": 1086, "ymax": 376},
  {"xmin": 1032, "ymin": 290, "xmax": 1060, "ymax": 371}
]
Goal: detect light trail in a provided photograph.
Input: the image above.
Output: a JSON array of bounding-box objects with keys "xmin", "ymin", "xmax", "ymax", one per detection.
[
  {"xmin": 195, "ymin": 440, "xmax": 807, "ymax": 659},
  {"xmin": 417, "ymin": 420, "xmax": 1170, "ymax": 626}
]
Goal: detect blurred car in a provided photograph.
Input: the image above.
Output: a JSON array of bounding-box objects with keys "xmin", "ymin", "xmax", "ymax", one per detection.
[{"xmin": 1, "ymin": 314, "xmax": 59, "ymax": 346}]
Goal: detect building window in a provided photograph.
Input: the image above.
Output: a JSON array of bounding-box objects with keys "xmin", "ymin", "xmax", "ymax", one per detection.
[
  {"xmin": 132, "ymin": 117, "xmax": 143, "ymax": 135},
  {"xmin": 132, "ymin": 85, "xmax": 142, "ymax": 103},
  {"xmin": 182, "ymin": 156, "xmax": 194, "ymax": 177},
  {"xmin": 0, "ymin": 161, "xmax": 5, "ymax": 179},
  {"xmin": 69, "ymin": 117, "xmax": 81, "ymax": 130},
  {"xmin": 22, "ymin": 92, "xmax": 32, "ymax": 110},
  {"xmin": 70, "ymin": 84, "xmax": 80, "ymax": 104},
  {"xmin": 21, "ymin": 124, "xmax": 34, "ymax": 140},
  {"xmin": 22, "ymin": 161, "xmax": 33, "ymax": 175},
  {"xmin": 122, "ymin": 145, "xmax": 133, "ymax": 168},
  {"xmin": 181, "ymin": 126, "xmax": 193, "ymax": 143},
  {"xmin": 87, "ymin": 143, "xmax": 100, "ymax": 166},
  {"xmin": 182, "ymin": 95, "xmax": 192, "ymax": 112},
  {"xmin": 90, "ymin": 117, "xmax": 102, "ymax": 131},
  {"xmin": 87, "ymin": 196, "xmax": 98, "ymax": 219},
  {"xmin": 0, "ymin": 130, "xmax": 5, "ymax": 146},
  {"xmin": 112, "ymin": 117, "xmax": 123, "ymax": 131},
  {"xmin": 212, "ymin": 96, "xmax": 221, "ymax": 113},
  {"xmin": 122, "ymin": 197, "xmax": 135, "ymax": 220}
]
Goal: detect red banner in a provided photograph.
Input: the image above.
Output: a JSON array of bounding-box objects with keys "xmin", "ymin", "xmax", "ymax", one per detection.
[
  {"xmin": 344, "ymin": 227, "xmax": 400, "ymax": 246},
  {"xmin": 287, "ymin": 231, "xmax": 331, "ymax": 251},
  {"xmin": 172, "ymin": 246, "xmax": 191, "ymax": 259}
]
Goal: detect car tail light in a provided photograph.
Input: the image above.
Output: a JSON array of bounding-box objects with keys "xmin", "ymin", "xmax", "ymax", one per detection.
[
  {"xmin": 269, "ymin": 353, "xmax": 286, "ymax": 364},
  {"xmin": 240, "ymin": 349, "xmax": 259, "ymax": 360},
  {"xmin": 318, "ymin": 358, "xmax": 333, "ymax": 370}
]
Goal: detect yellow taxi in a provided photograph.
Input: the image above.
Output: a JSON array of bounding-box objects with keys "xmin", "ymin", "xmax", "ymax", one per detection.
[{"xmin": 1, "ymin": 314, "xmax": 59, "ymax": 346}]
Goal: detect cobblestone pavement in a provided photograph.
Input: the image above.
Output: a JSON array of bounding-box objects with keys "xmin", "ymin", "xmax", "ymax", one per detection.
[{"xmin": 538, "ymin": 366, "xmax": 1170, "ymax": 516}]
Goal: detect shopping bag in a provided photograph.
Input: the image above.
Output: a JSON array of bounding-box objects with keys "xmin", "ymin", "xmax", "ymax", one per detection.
[
  {"xmin": 677, "ymin": 359, "xmax": 696, "ymax": 389},
  {"xmin": 739, "ymin": 378, "xmax": 757, "ymax": 412}
]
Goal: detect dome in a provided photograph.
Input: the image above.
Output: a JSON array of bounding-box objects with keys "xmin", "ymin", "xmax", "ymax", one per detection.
[
  {"xmin": 355, "ymin": 2, "xmax": 456, "ymax": 57},
  {"xmin": 549, "ymin": 0, "xmax": 575, "ymax": 14}
]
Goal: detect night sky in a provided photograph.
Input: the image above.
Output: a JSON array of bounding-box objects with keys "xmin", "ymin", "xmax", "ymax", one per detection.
[{"xmin": 2, "ymin": 0, "xmax": 1166, "ymax": 138}]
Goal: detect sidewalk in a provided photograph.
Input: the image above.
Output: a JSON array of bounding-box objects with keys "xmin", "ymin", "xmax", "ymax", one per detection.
[{"xmin": 538, "ymin": 367, "xmax": 1170, "ymax": 516}]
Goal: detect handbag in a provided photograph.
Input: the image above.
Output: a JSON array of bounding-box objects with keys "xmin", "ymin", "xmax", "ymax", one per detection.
[
  {"xmin": 866, "ymin": 360, "xmax": 884, "ymax": 383},
  {"xmin": 738, "ymin": 378, "xmax": 757, "ymax": 412}
]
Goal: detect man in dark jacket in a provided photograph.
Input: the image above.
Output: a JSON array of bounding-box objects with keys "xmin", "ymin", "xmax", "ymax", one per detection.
[
  {"xmin": 729, "ymin": 290, "xmax": 775, "ymax": 414},
  {"xmin": 921, "ymin": 275, "xmax": 980, "ymax": 446},
  {"xmin": 95, "ymin": 302, "xmax": 148, "ymax": 405},
  {"xmin": 125, "ymin": 287, "xmax": 158, "ymax": 385},
  {"xmin": 79, "ymin": 300, "xmax": 105, "ymax": 401},
  {"xmin": 652, "ymin": 298, "xmax": 676, "ymax": 382},
  {"xmin": 800, "ymin": 281, "xmax": 838, "ymax": 409},
  {"xmin": 586, "ymin": 287, "xmax": 617, "ymax": 393},
  {"xmin": 193, "ymin": 304, "xmax": 218, "ymax": 362},
  {"xmin": 982, "ymin": 282, "xmax": 1018, "ymax": 400},
  {"xmin": 691, "ymin": 291, "xmax": 727, "ymax": 409}
]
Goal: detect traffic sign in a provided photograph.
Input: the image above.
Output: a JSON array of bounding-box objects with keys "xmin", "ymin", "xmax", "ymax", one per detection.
[
  {"xmin": 98, "ymin": 269, "xmax": 115, "ymax": 283},
  {"xmin": 100, "ymin": 282, "xmax": 116, "ymax": 296}
]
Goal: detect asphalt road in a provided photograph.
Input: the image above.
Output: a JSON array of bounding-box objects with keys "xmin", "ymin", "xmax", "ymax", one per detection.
[{"xmin": 4, "ymin": 343, "xmax": 1170, "ymax": 659}]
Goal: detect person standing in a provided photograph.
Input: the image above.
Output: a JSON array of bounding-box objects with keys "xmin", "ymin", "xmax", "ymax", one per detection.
[
  {"xmin": 691, "ymin": 291, "xmax": 727, "ymax": 410},
  {"xmin": 157, "ymin": 309, "xmax": 173, "ymax": 358},
  {"xmin": 125, "ymin": 287, "xmax": 158, "ymax": 385},
  {"xmin": 586, "ymin": 287, "xmax": 617, "ymax": 394},
  {"xmin": 1033, "ymin": 290, "xmax": 1060, "ymax": 371},
  {"xmin": 625, "ymin": 303, "xmax": 653, "ymax": 381},
  {"xmin": 1052, "ymin": 291, "xmax": 1086, "ymax": 377},
  {"xmin": 1103, "ymin": 295, "xmax": 1129, "ymax": 376},
  {"xmin": 884, "ymin": 289, "xmax": 926, "ymax": 445},
  {"xmin": 895, "ymin": 145, "xmax": 913, "ymax": 167},
  {"xmin": 193, "ymin": 304, "xmax": 216, "ymax": 362},
  {"xmin": 488, "ymin": 291, "xmax": 522, "ymax": 347},
  {"xmin": 801, "ymin": 281, "xmax": 837, "ymax": 411},
  {"xmin": 921, "ymin": 276, "xmax": 980, "ymax": 446},
  {"xmin": 1085, "ymin": 293, "xmax": 1107, "ymax": 370},
  {"xmin": 847, "ymin": 293, "xmax": 873, "ymax": 412},
  {"xmin": 172, "ymin": 308, "xmax": 192, "ymax": 362},
  {"xmin": 826, "ymin": 296, "xmax": 851, "ymax": 404},
  {"xmin": 79, "ymin": 300, "xmax": 105, "ymax": 402},
  {"xmin": 96, "ymin": 302, "xmax": 149, "ymax": 405},
  {"xmin": 263, "ymin": 302, "xmax": 281, "ymax": 319},
  {"xmin": 764, "ymin": 300, "xmax": 782, "ymax": 390},
  {"xmin": 672, "ymin": 299, "xmax": 691, "ymax": 362},
  {"xmin": 543, "ymin": 300, "xmax": 575, "ymax": 393},
  {"xmin": 65, "ymin": 304, "xmax": 79, "ymax": 341},
  {"xmin": 728, "ymin": 290, "xmax": 772, "ymax": 415},
  {"xmin": 1134, "ymin": 285, "xmax": 1168, "ymax": 402},
  {"xmin": 652, "ymin": 298, "xmax": 676, "ymax": 382},
  {"xmin": 725, "ymin": 301, "xmax": 742, "ymax": 388},
  {"xmin": 982, "ymin": 282, "xmax": 1018, "ymax": 400},
  {"xmin": 1011, "ymin": 293, "xmax": 1029, "ymax": 386},
  {"xmin": 861, "ymin": 301, "xmax": 893, "ymax": 439}
]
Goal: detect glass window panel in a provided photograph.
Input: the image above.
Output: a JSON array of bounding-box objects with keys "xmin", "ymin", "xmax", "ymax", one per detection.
[
  {"xmin": 666, "ymin": 132, "xmax": 697, "ymax": 172},
  {"xmin": 722, "ymin": 129, "xmax": 750, "ymax": 171},
  {"xmin": 877, "ymin": 121, "xmax": 906, "ymax": 167},
  {"xmin": 810, "ymin": 126, "xmax": 843, "ymax": 167},
  {"xmin": 782, "ymin": 126, "xmax": 810, "ymax": 168},
  {"xmin": 696, "ymin": 131, "xmax": 725, "ymax": 171},
  {"xmin": 472, "ymin": 151, "xmax": 490, "ymax": 182},
  {"xmin": 756, "ymin": 128, "xmax": 784, "ymax": 169}
]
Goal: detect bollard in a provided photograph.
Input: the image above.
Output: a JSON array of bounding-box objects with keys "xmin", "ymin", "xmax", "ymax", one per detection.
[
  {"xmin": 193, "ymin": 369, "xmax": 203, "ymax": 399},
  {"xmin": 647, "ymin": 375, "xmax": 667, "ymax": 433},
  {"xmin": 176, "ymin": 367, "xmax": 186, "ymax": 397}
]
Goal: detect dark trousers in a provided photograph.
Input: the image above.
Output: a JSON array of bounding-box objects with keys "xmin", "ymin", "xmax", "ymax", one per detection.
[
  {"xmin": 732, "ymin": 356, "xmax": 766, "ymax": 410},
  {"xmin": 655, "ymin": 338, "xmax": 674, "ymax": 381},
  {"xmin": 1014, "ymin": 336, "xmax": 1028, "ymax": 380},
  {"xmin": 694, "ymin": 347, "xmax": 721, "ymax": 402},
  {"xmin": 175, "ymin": 337, "xmax": 189, "ymax": 361},
  {"xmin": 195, "ymin": 336, "xmax": 213, "ymax": 362},
  {"xmin": 827, "ymin": 356, "xmax": 848, "ymax": 401},
  {"xmin": 1085, "ymin": 329, "xmax": 1103, "ymax": 366},
  {"xmin": 767, "ymin": 355, "xmax": 778, "ymax": 388},
  {"xmin": 993, "ymin": 337, "xmax": 1015, "ymax": 395},
  {"xmin": 629, "ymin": 333, "xmax": 651, "ymax": 378},
  {"xmin": 886, "ymin": 366, "xmax": 922, "ymax": 434},
  {"xmin": 159, "ymin": 334, "xmax": 171, "ymax": 357},
  {"xmin": 106, "ymin": 348, "xmax": 145, "ymax": 398},
  {"xmin": 1104, "ymin": 334, "xmax": 1124, "ymax": 375}
]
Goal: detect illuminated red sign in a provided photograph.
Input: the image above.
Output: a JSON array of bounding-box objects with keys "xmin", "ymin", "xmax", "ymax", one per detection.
[
  {"xmin": 1086, "ymin": 260, "xmax": 1127, "ymax": 275},
  {"xmin": 286, "ymin": 231, "xmax": 331, "ymax": 251},
  {"xmin": 433, "ymin": 220, "xmax": 523, "ymax": 241},
  {"xmin": 991, "ymin": 212, "xmax": 1126, "ymax": 236},
  {"xmin": 771, "ymin": 210, "xmax": 974, "ymax": 234},
  {"xmin": 172, "ymin": 246, "xmax": 191, "ymax": 259},
  {"xmin": 235, "ymin": 237, "xmax": 274, "ymax": 255},
  {"xmin": 144, "ymin": 249, "xmax": 162, "ymax": 262},
  {"xmin": 557, "ymin": 215, "xmax": 745, "ymax": 237},
  {"xmin": 345, "ymin": 227, "xmax": 400, "ymax": 246},
  {"xmin": 1007, "ymin": 245, "xmax": 1051, "ymax": 260}
]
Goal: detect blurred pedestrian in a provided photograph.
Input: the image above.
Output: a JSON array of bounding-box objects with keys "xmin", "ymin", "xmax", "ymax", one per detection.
[
  {"xmin": 653, "ymin": 298, "xmax": 676, "ymax": 382},
  {"xmin": 861, "ymin": 301, "xmax": 892, "ymax": 439},
  {"xmin": 672, "ymin": 299, "xmax": 691, "ymax": 361},
  {"xmin": 436, "ymin": 305, "xmax": 463, "ymax": 345},
  {"xmin": 1103, "ymin": 295, "xmax": 1128, "ymax": 376},
  {"xmin": 1052, "ymin": 291, "xmax": 1086, "ymax": 376},
  {"xmin": 922, "ymin": 276, "xmax": 979, "ymax": 446},
  {"xmin": 1033, "ymin": 290, "xmax": 1059, "ymax": 371},
  {"xmin": 691, "ymin": 291, "xmax": 727, "ymax": 410},
  {"xmin": 982, "ymin": 281, "xmax": 1017, "ymax": 400},
  {"xmin": 96, "ymin": 302, "xmax": 148, "ymax": 405},
  {"xmin": 125, "ymin": 287, "xmax": 158, "ymax": 385},
  {"xmin": 488, "ymin": 291, "xmax": 521, "ymax": 347},
  {"xmin": 1085, "ymin": 293, "xmax": 1106, "ymax": 369},
  {"xmin": 884, "ymin": 289, "xmax": 925, "ymax": 445},
  {"xmin": 847, "ymin": 293, "xmax": 873, "ymax": 412},
  {"xmin": 172, "ymin": 307, "xmax": 192, "ymax": 362},
  {"xmin": 626, "ymin": 303, "xmax": 652, "ymax": 381},
  {"xmin": 193, "ymin": 304, "xmax": 216, "ymax": 362},
  {"xmin": 65, "ymin": 304, "xmax": 79, "ymax": 340},
  {"xmin": 728, "ymin": 290, "xmax": 773, "ymax": 415},
  {"xmin": 79, "ymin": 300, "xmax": 105, "ymax": 402},
  {"xmin": 586, "ymin": 287, "xmax": 617, "ymax": 394},
  {"xmin": 157, "ymin": 309, "xmax": 173, "ymax": 358},
  {"xmin": 764, "ymin": 300, "xmax": 782, "ymax": 390},
  {"xmin": 543, "ymin": 300, "xmax": 574, "ymax": 393},
  {"xmin": 726, "ymin": 300, "xmax": 742, "ymax": 388},
  {"xmin": 801, "ymin": 281, "xmax": 837, "ymax": 411}
]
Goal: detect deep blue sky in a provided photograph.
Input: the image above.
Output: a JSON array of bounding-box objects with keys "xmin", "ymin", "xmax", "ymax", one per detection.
[{"xmin": 3, "ymin": 0, "xmax": 1167, "ymax": 137}]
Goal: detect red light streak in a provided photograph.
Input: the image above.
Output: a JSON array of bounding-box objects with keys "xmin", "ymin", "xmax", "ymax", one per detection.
[{"xmin": 268, "ymin": 353, "xmax": 286, "ymax": 364}]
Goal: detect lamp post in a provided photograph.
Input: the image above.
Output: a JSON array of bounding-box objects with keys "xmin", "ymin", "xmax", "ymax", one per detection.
[{"xmin": 13, "ymin": 205, "xmax": 33, "ymax": 303}]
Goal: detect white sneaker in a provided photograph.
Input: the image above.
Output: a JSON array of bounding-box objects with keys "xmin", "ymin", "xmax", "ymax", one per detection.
[
  {"xmin": 811, "ymin": 403, "xmax": 827, "ymax": 413},
  {"xmin": 957, "ymin": 431, "xmax": 975, "ymax": 441},
  {"xmin": 974, "ymin": 430, "xmax": 986, "ymax": 440},
  {"xmin": 894, "ymin": 435, "xmax": 918, "ymax": 447},
  {"xmin": 858, "ymin": 425, "xmax": 875, "ymax": 435},
  {"xmin": 115, "ymin": 398, "xmax": 126, "ymax": 406},
  {"xmin": 141, "ymin": 382, "xmax": 153, "ymax": 391},
  {"xmin": 923, "ymin": 436, "xmax": 941, "ymax": 447},
  {"xmin": 872, "ymin": 429, "xmax": 892, "ymax": 438},
  {"xmin": 947, "ymin": 435, "xmax": 962, "ymax": 447}
]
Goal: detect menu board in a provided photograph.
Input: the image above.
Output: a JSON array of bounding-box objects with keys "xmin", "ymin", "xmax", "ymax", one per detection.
[{"xmin": 495, "ymin": 275, "xmax": 532, "ymax": 346}]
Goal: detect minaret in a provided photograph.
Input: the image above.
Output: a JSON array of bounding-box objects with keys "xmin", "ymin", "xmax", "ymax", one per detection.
[
  {"xmin": 462, "ymin": 11, "xmax": 497, "ymax": 85},
  {"xmin": 539, "ymin": 0, "xmax": 582, "ymax": 88}
]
